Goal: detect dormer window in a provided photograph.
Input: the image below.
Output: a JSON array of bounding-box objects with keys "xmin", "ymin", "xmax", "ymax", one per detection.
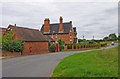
[
  {"xmin": 7, "ymin": 27, "xmax": 11, "ymax": 31},
  {"xmin": 7, "ymin": 28, "xmax": 13, "ymax": 31},
  {"xmin": 70, "ymin": 39, "xmax": 72, "ymax": 41},
  {"xmin": 56, "ymin": 34, "xmax": 57, "ymax": 38}
]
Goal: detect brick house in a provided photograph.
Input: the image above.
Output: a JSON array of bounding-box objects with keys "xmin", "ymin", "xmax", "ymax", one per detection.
[
  {"xmin": 4, "ymin": 24, "xmax": 54, "ymax": 54},
  {"xmin": 41, "ymin": 16, "xmax": 77, "ymax": 44},
  {"xmin": 0, "ymin": 28, "xmax": 6, "ymax": 34}
]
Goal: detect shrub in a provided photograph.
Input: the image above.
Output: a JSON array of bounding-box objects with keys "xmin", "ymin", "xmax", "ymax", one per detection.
[
  {"xmin": 2, "ymin": 30, "xmax": 24, "ymax": 52},
  {"xmin": 49, "ymin": 44, "xmax": 56, "ymax": 52},
  {"xmin": 58, "ymin": 39, "xmax": 64, "ymax": 51},
  {"xmin": 73, "ymin": 44, "xmax": 76, "ymax": 49},
  {"xmin": 66, "ymin": 44, "xmax": 72, "ymax": 49},
  {"xmin": 100, "ymin": 42, "xmax": 107, "ymax": 47},
  {"xmin": 2, "ymin": 40, "xmax": 24, "ymax": 52}
]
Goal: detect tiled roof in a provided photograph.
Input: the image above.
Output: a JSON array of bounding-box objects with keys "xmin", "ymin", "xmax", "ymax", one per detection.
[
  {"xmin": 8, "ymin": 25, "xmax": 54, "ymax": 42},
  {"xmin": 0, "ymin": 28, "xmax": 6, "ymax": 34},
  {"xmin": 41, "ymin": 22, "xmax": 71, "ymax": 34}
]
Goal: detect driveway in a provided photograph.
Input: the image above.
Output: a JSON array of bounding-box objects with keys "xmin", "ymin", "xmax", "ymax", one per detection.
[{"xmin": 2, "ymin": 43, "xmax": 118, "ymax": 77}]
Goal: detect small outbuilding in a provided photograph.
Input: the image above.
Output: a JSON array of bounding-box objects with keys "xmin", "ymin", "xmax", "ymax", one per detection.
[{"xmin": 5, "ymin": 24, "xmax": 54, "ymax": 54}]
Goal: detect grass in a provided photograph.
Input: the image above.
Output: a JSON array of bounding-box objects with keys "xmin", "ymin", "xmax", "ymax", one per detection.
[
  {"xmin": 0, "ymin": 34, "xmax": 2, "ymax": 43},
  {"xmin": 61, "ymin": 50, "xmax": 80, "ymax": 52},
  {"xmin": 52, "ymin": 46, "xmax": 118, "ymax": 77}
]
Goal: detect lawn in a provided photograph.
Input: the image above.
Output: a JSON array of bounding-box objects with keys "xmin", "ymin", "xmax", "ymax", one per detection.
[{"xmin": 52, "ymin": 46, "xmax": 118, "ymax": 77}]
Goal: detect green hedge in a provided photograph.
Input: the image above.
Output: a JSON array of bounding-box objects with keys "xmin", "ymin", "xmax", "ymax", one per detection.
[{"xmin": 65, "ymin": 42, "xmax": 107, "ymax": 49}]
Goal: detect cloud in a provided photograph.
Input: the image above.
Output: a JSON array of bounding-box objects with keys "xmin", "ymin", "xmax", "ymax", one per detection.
[{"xmin": 0, "ymin": 2, "xmax": 118, "ymax": 39}]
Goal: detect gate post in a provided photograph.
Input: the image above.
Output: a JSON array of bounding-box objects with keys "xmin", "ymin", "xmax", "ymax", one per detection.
[{"xmin": 56, "ymin": 41, "xmax": 59, "ymax": 52}]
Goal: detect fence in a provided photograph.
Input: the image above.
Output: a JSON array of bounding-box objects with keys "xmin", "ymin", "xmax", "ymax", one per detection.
[{"xmin": 64, "ymin": 43, "xmax": 107, "ymax": 50}]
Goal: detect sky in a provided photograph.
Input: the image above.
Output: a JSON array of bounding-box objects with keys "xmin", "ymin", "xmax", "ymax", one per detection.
[{"xmin": 0, "ymin": 0, "xmax": 118, "ymax": 39}]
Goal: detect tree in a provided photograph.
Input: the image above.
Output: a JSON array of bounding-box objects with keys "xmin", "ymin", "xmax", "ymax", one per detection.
[
  {"xmin": 2, "ymin": 30, "xmax": 24, "ymax": 52},
  {"xmin": 78, "ymin": 39, "xmax": 86, "ymax": 43},
  {"xmin": 57, "ymin": 39, "xmax": 64, "ymax": 51},
  {"xmin": 118, "ymin": 34, "xmax": 120, "ymax": 40},
  {"xmin": 108, "ymin": 33, "xmax": 117, "ymax": 41},
  {"xmin": 2, "ymin": 40, "xmax": 24, "ymax": 52},
  {"xmin": 103, "ymin": 36, "xmax": 109, "ymax": 41},
  {"xmin": 49, "ymin": 44, "xmax": 56, "ymax": 52}
]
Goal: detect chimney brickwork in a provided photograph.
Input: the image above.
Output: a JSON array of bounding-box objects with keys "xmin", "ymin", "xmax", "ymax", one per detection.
[
  {"xmin": 59, "ymin": 16, "xmax": 63, "ymax": 33},
  {"xmin": 44, "ymin": 18, "xmax": 50, "ymax": 33}
]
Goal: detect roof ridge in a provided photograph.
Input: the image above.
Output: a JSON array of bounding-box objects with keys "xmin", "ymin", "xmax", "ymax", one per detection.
[
  {"xmin": 9, "ymin": 24, "xmax": 39, "ymax": 31},
  {"xmin": 50, "ymin": 22, "xmax": 70, "ymax": 25}
]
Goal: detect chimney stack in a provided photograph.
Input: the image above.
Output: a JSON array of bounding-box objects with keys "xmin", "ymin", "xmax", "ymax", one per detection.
[
  {"xmin": 44, "ymin": 18, "xmax": 50, "ymax": 33},
  {"xmin": 73, "ymin": 27, "xmax": 76, "ymax": 33},
  {"xmin": 59, "ymin": 16, "xmax": 63, "ymax": 33},
  {"xmin": 15, "ymin": 24, "xmax": 16, "ymax": 26}
]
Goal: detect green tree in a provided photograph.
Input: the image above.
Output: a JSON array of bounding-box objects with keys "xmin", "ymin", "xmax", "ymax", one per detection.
[
  {"xmin": 118, "ymin": 34, "xmax": 120, "ymax": 40},
  {"xmin": 108, "ymin": 33, "xmax": 117, "ymax": 41},
  {"xmin": 57, "ymin": 39, "xmax": 64, "ymax": 51},
  {"xmin": 49, "ymin": 44, "xmax": 56, "ymax": 52},
  {"xmin": 2, "ymin": 30, "xmax": 24, "ymax": 52},
  {"xmin": 103, "ymin": 36, "xmax": 109, "ymax": 41},
  {"xmin": 78, "ymin": 39, "xmax": 86, "ymax": 43},
  {"xmin": 2, "ymin": 40, "xmax": 24, "ymax": 52}
]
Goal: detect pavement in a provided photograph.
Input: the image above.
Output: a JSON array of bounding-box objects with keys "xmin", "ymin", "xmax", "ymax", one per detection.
[{"xmin": 2, "ymin": 43, "xmax": 118, "ymax": 77}]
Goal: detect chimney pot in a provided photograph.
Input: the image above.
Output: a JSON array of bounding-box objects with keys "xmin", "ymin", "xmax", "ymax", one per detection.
[{"xmin": 70, "ymin": 21, "xmax": 72, "ymax": 23}]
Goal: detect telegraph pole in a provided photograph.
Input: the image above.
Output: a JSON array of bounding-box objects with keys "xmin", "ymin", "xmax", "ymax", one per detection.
[{"xmin": 83, "ymin": 35, "xmax": 84, "ymax": 40}]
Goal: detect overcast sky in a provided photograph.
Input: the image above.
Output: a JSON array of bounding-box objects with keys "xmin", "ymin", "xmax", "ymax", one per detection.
[{"xmin": 0, "ymin": 1, "xmax": 118, "ymax": 39}]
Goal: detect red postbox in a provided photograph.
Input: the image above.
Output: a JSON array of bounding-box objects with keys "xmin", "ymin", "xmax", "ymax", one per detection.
[{"xmin": 56, "ymin": 43, "xmax": 59, "ymax": 52}]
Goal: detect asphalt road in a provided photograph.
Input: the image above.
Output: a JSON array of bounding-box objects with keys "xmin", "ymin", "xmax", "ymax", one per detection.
[{"xmin": 2, "ymin": 43, "xmax": 118, "ymax": 77}]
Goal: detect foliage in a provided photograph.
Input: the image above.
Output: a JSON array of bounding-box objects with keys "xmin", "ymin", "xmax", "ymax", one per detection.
[
  {"xmin": 73, "ymin": 44, "xmax": 76, "ymax": 49},
  {"xmin": 65, "ymin": 42, "xmax": 107, "ymax": 49},
  {"xmin": 2, "ymin": 30, "xmax": 24, "ymax": 52},
  {"xmin": 108, "ymin": 33, "xmax": 117, "ymax": 41},
  {"xmin": 52, "ymin": 46, "xmax": 118, "ymax": 77},
  {"xmin": 66, "ymin": 44, "xmax": 72, "ymax": 49},
  {"xmin": 3, "ymin": 31, "xmax": 13, "ymax": 40},
  {"xmin": 103, "ymin": 37, "xmax": 109, "ymax": 41},
  {"xmin": 49, "ymin": 44, "xmax": 56, "ymax": 52},
  {"xmin": 118, "ymin": 34, "xmax": 120, "ymax": 40},
  {"xmin": 57, "ymin": 39, "xmax": 64, "ymax": 51},
  {"xmin": 0, "ymin": 34, "xmax": 2, "ymax": 43},
  {"xmin": 78, "ymin": 39, "xmax": 86, "ymax": 43},
  {"xmin": 103, "ymin": 33, "xmax": 118, "ymax": 41},
  {"xmin": 78, "ymin": 39, "xmax": 103, "ymax": 44},
  {"xmin": 2, "ymin": 40, "xmax": 24, "ymax": 52},
  {"xmin": 99, "ymin": 42, "xmax": 107, "ymax": 47}
]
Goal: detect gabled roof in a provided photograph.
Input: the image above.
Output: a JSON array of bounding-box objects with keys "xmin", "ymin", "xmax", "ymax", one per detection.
[
  {"xmin": 8, "ymin": 25, "xmax": 54, "ymax": 42},
  {"xmin": 0, "ymin": 27, "xmax": 6, "ymax": 34},
  {"xmin": 41, "ymin": 22, "xmax": 71, "ymax": 34}
]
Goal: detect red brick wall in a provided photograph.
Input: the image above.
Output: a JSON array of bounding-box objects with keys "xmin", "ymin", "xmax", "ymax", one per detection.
[
  {"xmin": 23, "ymin": 41, "xmax": 49, "ymax": 54},
  {"xmin": 48, "ymin": 33, "xmax": 73, "ymax": 44}
]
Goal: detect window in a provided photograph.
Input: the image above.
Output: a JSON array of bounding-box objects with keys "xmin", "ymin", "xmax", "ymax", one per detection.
[{"xmin": 56, "ymin": 34, "xmax": 57, "ymax": 38}]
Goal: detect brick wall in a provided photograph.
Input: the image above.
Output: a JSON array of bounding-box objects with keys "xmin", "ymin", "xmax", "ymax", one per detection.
[
  {"xmin": 48, "ymin": 33, "xmax": 73, "ymax": 44},
  {"xmin": 23, "ymin": 41, "xmax": 49, "ymax": 54}
]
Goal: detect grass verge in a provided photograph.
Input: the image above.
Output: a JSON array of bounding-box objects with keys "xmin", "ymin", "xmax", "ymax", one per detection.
[{"xmin": 52, "ymin": 46, "xmax": 118, "ymax": 77}]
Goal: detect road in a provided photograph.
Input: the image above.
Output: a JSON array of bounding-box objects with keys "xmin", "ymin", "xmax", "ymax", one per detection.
[{"xmin": 2, "ymin": 43, "xmax": 118, "ymax": 77}]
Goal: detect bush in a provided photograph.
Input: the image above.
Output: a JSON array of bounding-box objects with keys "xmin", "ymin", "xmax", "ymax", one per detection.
[
  {"xmin": 2, "ymin": 30, "xmax": 24, "ymax": 52},
  {"xmin": 73, "ymin": 44, "xmax": 76, "ymax": 49},
  {"xmin": 2, "ymin": 39, "xmax": 24, "ymax": 52},
  {"xmin": 49, "ymin": 44, "xmax": 56, "ymax": 52},
  {"xmin": 58, "ymin": 39, "xmax": 64, "ymax": 51},
  {"xmin": 100, "ymin": 42, "xmax": 107, "ymax": 47},
  {"xmin": 66, "ymin": 44, "xmax": 72, "ymax": 49}
]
